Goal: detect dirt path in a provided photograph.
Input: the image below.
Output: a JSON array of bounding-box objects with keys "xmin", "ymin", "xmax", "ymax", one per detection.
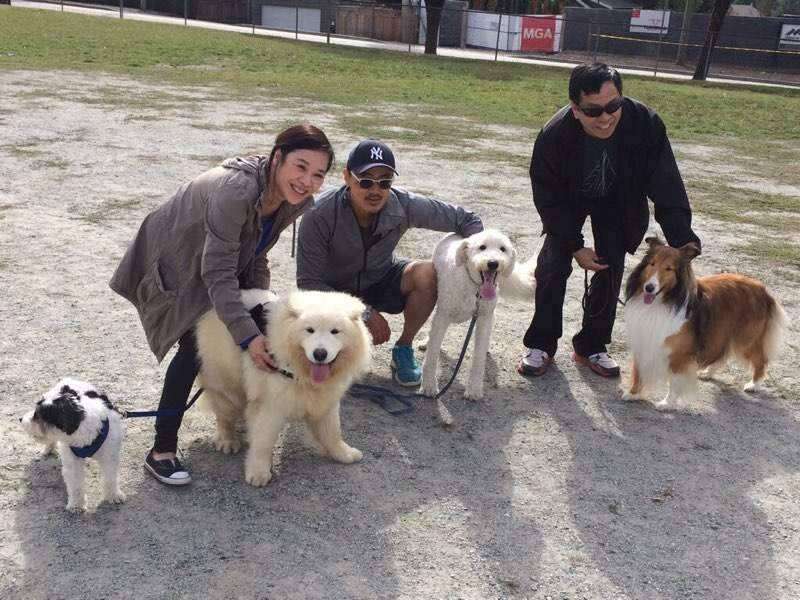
[{"xmin": 1, "ymin": 69, "xmax": 798, "ymax": 600}]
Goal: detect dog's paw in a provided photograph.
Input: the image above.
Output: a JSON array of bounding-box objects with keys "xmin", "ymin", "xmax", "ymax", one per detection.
[
  {"xmin": 245, "ymin": 468, "xmax": 273, "ymax": 487},
  {"xmin": 332, "ymin": 445, "xmax": 363, "ymax": 464},
  {"xmin": 744, "ymin": 381, "xmax": 762, "ymax": 393},
  {"xmin": 420, "ymin": 381, "xmax": 439, "ymax": 398},
  {"xmin": 463, "ymin": 387, "xmax": 483, "ymax": 401},
  {"xmin": 214, "ymin": 436, "xmax": 242, "ymax": 454},
  {"xmin": 621, "ymin": 390, "xmax": 642, "ymax": 402},
  {"xmin": 104, "ymin": 490, "xmax": 126, "ymax": 505},
  {"xmin": 38, "ymin": 443, "xmax": 57, "ymax": 459},
  {"xmin": 65, "ymin": 500, "xmax": 87, "ymax": 513},
  {"xmin": 698, "ymin": 369, "xmax": 714, "ymax": 381},
  {"xmin": 653, "ymin": 398, "xmax": 672, "ymax": 410}
]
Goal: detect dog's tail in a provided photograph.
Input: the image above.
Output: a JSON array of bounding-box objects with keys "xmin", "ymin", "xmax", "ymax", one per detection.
[
  {"xmin": 498, "ymin": 249, "xmax": 538, "ymax": 303},
  {"xmin": 764, "ymin": 296, "xmax": 788, "ymax": 363}
]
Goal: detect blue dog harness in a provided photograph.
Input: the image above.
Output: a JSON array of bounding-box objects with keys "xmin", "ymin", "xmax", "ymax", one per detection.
[{"xmin": 70, "ymin": 418, "xmax": 110, "ymax": 458}]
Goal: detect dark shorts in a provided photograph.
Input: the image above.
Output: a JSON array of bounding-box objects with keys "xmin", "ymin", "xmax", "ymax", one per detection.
[{"xmin": 360, "ymin": 259, "xmax": 411, "ymax": 315}]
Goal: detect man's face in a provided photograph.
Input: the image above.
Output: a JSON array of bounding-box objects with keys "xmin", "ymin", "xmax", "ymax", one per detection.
[
  {"xmin": 344, "ymin": 166, "xmax": 394, "ymax": 218},
  {"xmin": 570, "ymin": 80, "xmax": 623, "ymax": 140}
]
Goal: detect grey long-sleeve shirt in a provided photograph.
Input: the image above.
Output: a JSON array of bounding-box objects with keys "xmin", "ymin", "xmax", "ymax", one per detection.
[{"xmin": 296, "ymin": 185, "xmax": 483, "ymax": 295}]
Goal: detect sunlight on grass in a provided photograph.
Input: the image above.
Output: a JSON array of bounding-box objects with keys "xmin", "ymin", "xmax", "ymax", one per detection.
[{"xmin": 2, "ymin": 8, "xmax": 799, "ymax": 141}]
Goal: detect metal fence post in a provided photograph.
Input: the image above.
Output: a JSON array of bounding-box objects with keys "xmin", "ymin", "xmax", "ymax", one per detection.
[
  {"xmin": 184, "ymin": 0, "xmax": 187, "ymax": 26},
  {"xmin": 586, "ymin": 20, "xmax": 593, "ymax": 61},
  {"xmin": 327, "ymin": 0, "xmax": 331, "ymax": 44},
  {"xmin": 654, "ymin": 9, "xmax": 667, "ymax": 77},
  {"xmin": 251, "ymin": 0, "xmax": 255, "ymax": 35},
  {"xmin": 295, "ymin": 5, "xmax": 299, "ymax": 39},
  {"xmin": 119, "ymin": 0, "xmax": 123, "ymax": 19},
  {"xmin": 494, "ymin": 12, "xmax": 502, "ymax": 61}
]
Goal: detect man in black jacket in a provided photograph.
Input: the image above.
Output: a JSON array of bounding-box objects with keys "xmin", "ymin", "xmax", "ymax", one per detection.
[{"xmin": 519, "ymin": 63, "xmax": 701, "ymax": 378}]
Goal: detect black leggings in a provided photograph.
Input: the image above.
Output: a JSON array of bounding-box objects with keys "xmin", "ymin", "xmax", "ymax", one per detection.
[{"xmin": 153, "ymin": 329, "xmax": 200, "ymax": 454}]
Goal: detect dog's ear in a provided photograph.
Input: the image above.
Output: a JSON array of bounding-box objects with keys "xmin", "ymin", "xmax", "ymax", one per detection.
[
  {"xmin": 285, "ymin": 295, "xmax": 301, "ymax": 321},
  {"xmin": 36, "ymin": 396, "xmax": 85, "ymax": 435},
  {"xmin": 679, "ymin": 242, "xmax": 701, "ymax": 261},
  {"xmin": 644, "ymin": 236, "xmax": 665, "ymax": 249},
  {"xmin": 455, "ymin": 239, "xmax": 469, "ymax": 267}
]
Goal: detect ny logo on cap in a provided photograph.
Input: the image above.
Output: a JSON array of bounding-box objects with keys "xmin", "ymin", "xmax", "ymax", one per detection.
[{"xmin": 370, "ymin": 146, "xmax": 383, "ymax": 161}]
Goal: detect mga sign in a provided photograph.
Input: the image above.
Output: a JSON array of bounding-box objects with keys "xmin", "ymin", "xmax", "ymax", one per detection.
[
  {"xmin": 780, "ymin": 23, "xmax": 800, "ymax": 46},
  {"xmin": 520, "ymin": 16, "xmax": 561, "ymax": 53}
]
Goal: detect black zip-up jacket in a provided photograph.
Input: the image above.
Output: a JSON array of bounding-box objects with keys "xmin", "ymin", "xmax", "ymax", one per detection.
[{"xmin": 530, "ymin": 97, "xmax": 700, "ymax": 255}]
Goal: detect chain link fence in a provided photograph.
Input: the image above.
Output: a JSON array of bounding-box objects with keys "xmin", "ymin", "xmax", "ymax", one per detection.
[{"xmin": 15, "ymin": 0, "xmax": 800, "ymax": 86}]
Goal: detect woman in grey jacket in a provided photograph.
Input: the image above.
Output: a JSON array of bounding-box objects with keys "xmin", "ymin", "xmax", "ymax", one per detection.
[{"xmin": 110, "ymin": 124, "xmax": 335, "ymax": 485}]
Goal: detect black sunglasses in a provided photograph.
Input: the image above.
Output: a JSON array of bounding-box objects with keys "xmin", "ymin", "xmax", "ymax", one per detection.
[
  {"xmin": 353, "ymin": 173, "xmax": 393, "ymax": 190},
  {"xmin": 578, "ymin": 96, "xmax": 624, "ymax": 118}
]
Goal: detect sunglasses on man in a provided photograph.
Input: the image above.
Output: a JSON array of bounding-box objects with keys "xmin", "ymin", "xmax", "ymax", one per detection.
[
  {"xmin": 578, "ymin": 96, "xmax": 624, "ymax": 118},
  {"xmin": 352, "ymin": 173, "xmax": 394, "ymax": 190}
]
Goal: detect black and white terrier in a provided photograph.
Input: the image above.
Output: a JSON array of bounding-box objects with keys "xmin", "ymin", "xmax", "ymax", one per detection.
[{"xmin": 20, "ymin": 378, "xmax": 126, "ymax": 511}]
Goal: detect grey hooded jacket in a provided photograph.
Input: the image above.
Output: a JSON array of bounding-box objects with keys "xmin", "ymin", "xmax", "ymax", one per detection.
[
  {"xmin": 296, "ymin": 185, "xmax": 482, "ymax": 295},
  {"xmin": 110, "ymin": 156, "xmax": 311, "ymax": 362}
]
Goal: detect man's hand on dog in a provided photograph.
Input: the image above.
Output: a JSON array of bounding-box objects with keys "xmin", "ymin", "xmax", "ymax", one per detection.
[
  {"xmin": 365, "ymin": 311, "xmax": 391, "ymax": 345},
  {"xmin": 248, "ymin": 335, "xmax": 279, "ymax": 371},
  {"xmin": 573, "ymin": 247, "xmax": 609, "ymax": 272}
]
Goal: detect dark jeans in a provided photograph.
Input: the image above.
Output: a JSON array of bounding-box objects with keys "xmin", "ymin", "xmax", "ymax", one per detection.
[
  {"xmin": 153, "ymin": 329, "xmax": 200, "ymax": 454},
  {"xmin": 523, "ymin": 220, "xmax": 626, "ymax": 358}
]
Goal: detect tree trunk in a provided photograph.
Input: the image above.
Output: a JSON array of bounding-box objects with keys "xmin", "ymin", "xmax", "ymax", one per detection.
[
  {"xmin": 692, "ymin": 0, "xmax": 733, "ymax": 80},
  {"xmin": 424, "ymin": 0, "xmax": 446, "ymax": 55}
]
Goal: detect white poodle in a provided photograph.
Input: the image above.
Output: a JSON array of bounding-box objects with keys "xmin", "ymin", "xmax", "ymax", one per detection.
[{"xmin": 421, "ymin": 229, "xmax": 536, "ymax": 402}]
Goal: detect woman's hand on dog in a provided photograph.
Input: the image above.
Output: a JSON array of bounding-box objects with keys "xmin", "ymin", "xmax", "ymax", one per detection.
[
  {"xmin": 573, "ymin": 247, "xmax": 609, "ymax": 272},
  {"xmin": 365, "ymin": 311, "xmax": 391, "ymax": 345},
  {"xmin": 248, "ymin": 335, "xmax": 279, "ymax": 371}
]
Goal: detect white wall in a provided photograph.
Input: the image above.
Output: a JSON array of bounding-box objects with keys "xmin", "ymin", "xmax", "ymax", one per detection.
[
  {"xmin": 261, "ymin": 6, "xmax": 321, "ymax": 33},
  {"xmin": 466, "ymin": 12, "xmax": 521, "ymax": 51}
]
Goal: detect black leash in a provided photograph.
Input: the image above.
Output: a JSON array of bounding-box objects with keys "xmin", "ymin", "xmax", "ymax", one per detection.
[
  {"xmin": 349, "ymin": 290, "xmax": 482, "ymax": 417},
  {"xmin": 582, "ymin": 265, "xmax": 626, "ymax": 319}
]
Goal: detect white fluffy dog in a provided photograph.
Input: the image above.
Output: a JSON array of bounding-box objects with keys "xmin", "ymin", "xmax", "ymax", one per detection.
[
  {"xmin": 195, "ymin": 289, "xmax": 372, "ymax": 487},
  {"xmin": 421, "ymin": 229, "xmax": 536, "ymax": 402},
  {"xmin": 20, "ymin": 378, "xmax": 125, "ymax": 511}
]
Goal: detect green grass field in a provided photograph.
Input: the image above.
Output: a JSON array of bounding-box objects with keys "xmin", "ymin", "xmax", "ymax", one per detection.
[{"xmin": 2, "ymin": 6, "xmax": 799, "ymax": 265}]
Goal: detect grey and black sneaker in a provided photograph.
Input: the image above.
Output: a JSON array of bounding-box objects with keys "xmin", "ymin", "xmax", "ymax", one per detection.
[{"xmin": 144, "ymin": 451, "xmax": 192, "ymax": 486}]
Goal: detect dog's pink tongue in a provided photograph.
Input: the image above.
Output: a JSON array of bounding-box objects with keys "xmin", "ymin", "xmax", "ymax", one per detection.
[
  {"xmin": 644, "ymin": 293, "xmax": 655, "ymax": 305},
  {"xmin": 479, "ymin": 276, "xmax": 497, "ymax": 300},
  {"xmin": 310, "ymin": 362, "xmax": 332, "ymax": 384}
]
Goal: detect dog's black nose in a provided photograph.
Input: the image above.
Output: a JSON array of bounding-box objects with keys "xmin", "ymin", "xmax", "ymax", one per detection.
[
  {"xmin": 18, "ymin": 417, "xmax": 22, "ymax": 423},
  {"xmin": 313, "ymin": 348, "xmax": 328, "ymax": 363},
  {"xmin": 487, "ymin": 260, "xmax": 499, "ymax": 271},
  {"xmin": 644, "ymin": 283, "xmax": 655, "ymax": 293}
]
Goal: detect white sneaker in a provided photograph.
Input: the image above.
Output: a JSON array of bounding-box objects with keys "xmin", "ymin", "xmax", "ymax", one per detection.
[
  {"xmin": 573, "ymin": 351, "xmax": 620, "ymax": 378},
  {"xmin": 518, "ymin": 348, "xmax": 552, "ymax": 377}
]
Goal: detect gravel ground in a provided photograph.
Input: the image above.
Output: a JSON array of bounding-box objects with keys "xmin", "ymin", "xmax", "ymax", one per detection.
[{"xmin": 0, "ymin": 69, "xmax": 798, "ymax": 600}]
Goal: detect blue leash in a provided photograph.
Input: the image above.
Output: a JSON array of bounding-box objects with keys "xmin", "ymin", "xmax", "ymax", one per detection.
[
  {"xmin": 120, "ymin": 292, "xmax": 479, "ymax": 420},
  {"xmin": 121, "ymin": 387, "xmax": 204, "ymax": 419}
]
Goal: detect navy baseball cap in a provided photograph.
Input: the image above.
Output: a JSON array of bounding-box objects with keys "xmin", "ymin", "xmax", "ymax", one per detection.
[{"xmin": 346, "ymin": 140, "xmax": 398, "ymax": 175}]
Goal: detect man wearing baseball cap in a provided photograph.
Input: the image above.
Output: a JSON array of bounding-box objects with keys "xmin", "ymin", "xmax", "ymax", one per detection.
[{"xmin": 297, "ymin": 139, "xmax": 483, "ymax": 386}]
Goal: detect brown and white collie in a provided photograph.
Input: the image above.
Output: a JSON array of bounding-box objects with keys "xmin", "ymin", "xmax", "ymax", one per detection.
[{"xmin": 622, "ymin": 237, "xmax": 786, "ymax": 409}]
